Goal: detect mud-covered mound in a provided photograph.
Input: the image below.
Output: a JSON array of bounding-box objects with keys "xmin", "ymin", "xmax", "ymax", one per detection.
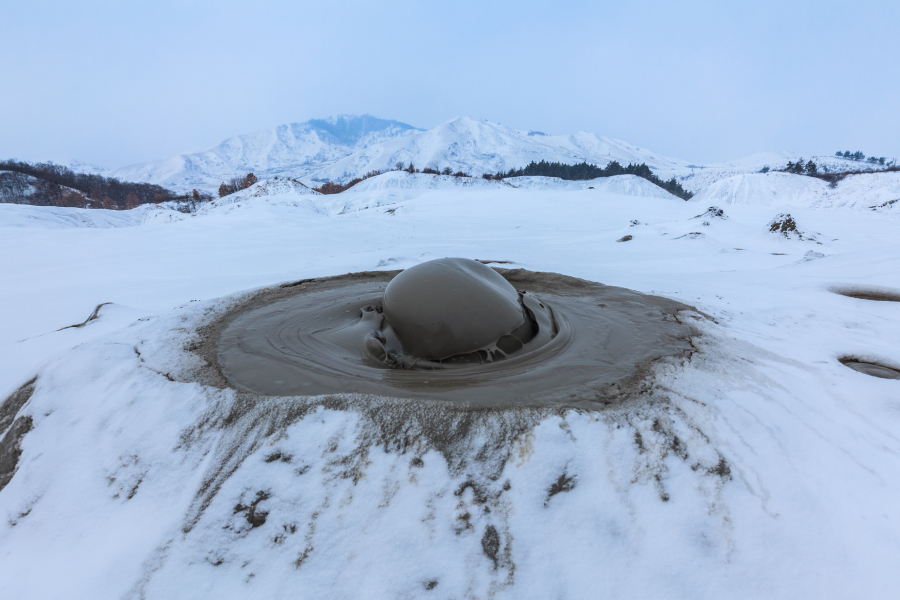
[
  {"xmin": 202, "ymin": 266, "xmax": 698, "ymax": 407},
  {"xmin": 832, "ymin": 286, "xmax": 900, "ymax": 302},
  {"xmin": 839, "ymin": 357, "xmax": 900, "ymax": 379}
]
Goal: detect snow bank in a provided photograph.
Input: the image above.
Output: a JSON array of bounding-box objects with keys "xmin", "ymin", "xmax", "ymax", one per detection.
[
  {"xmin": 691, "ymin": 172, "xmax": 829, "ymax": 208},
  {"xmin": 507, "ymin": 174, "xmax": 677, "ymax": 199},
  {"xmin": 692, "ymin": 171, "xmax": 900, "ymax": 210},
  {"xmin": 812, "ymin": 171, "xmax": 900, "ymax": 210},
  {"xmin": 344, "ymin": 171, "xmax": 512, "ymax": 192},
  {"xmin": 0, "ymin": 203, "xmax": 148, "ymax": 229}
]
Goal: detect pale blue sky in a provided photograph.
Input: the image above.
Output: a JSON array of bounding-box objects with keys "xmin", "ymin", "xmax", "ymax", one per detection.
[{"xmin": 2, "ymin": 0, "xmax": 898, "ymax": 168}]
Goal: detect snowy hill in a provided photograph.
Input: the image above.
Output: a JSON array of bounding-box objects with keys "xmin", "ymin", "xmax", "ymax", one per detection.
[
  {"xmin": 3, "ymin": 180, "xmax": 900, "ymax": 598},
  {"xmin": 0, "ymin": 203, "xmax": 147, "ymax": 228},
  {"xmin": 507, "ymin": 175, "xmax": 677, "ymax": 199},
  {"xmin": 692, "ymin": 171, "xmax": 900, "ymax": 210},
  {"xmin": 305, "ymin": 116, "xmax": 691, "ymax": 184},
  {"xmin": 344, "ymin": 171, "xmax": 515, "ymax": 193},
  {"xmin": 109, "ymin": 115, "xmax": 422, "ymax": 193},
  {"xmin": 664, "ymin": 152, "xmax": 891, "ymax": 193}
]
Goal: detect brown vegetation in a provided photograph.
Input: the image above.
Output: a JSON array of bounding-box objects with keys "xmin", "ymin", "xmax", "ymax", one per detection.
[
  {"xmin": 218, "ymin": 173, "xmax": 259, "ymax": 197},
  {"xmin": 0, "ymin": 159, "xmax": 175, "ymax": 209}
]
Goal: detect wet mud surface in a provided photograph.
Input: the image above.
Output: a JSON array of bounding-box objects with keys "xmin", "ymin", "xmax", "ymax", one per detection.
[
  {"xmin": 0, "ymin": 377, "xmax": 37, "ymax": 492},
  {"xmin": 208, "ymin": 267, "xmax": 697, "ymax": 408},
  {"xmin": 832, "ymin": 286, "xmax": 900, "ymax": 303},
  {"xmin": 839, "ymin": 358, "xmax": 900, "ymax": 380}
]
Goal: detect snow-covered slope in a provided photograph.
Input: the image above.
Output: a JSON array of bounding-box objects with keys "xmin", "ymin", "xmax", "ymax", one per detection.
[
  {"xmin": 305, "ymin": 116, "xmax": 691, "ymax": 184},
  {"xmin": 507, "ymin": 174, "xmax": 677, "ymax": 199},
  {"xmin": 664, "ymin": 152, "xmax": 891, "ymax": 193},
  {"xmin": 344, "ymin": 171, "xmax": 514, "ymax": 193},
  {"xmin": 692, "ymin": 171, "xmax": 900, "ymax": 210},
  {"xmin": 0, "ymin": 203, "xmax": 150, "ymax": 228},
  {"xmin": 109, "ymin": 115, "xmax": 422, "ymax": 193}
]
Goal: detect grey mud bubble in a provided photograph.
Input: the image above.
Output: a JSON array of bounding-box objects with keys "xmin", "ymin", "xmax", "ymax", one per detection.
[
  {"xmin": 215, "ymin": 261, "xmax": 698, "ymax": 407},
  {"xmin": 371, "ymin": 258, "xmax": 557, "ymax": 367}
]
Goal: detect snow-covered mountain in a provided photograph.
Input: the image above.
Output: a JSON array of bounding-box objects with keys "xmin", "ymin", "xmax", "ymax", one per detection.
[
  {"xmin": 109, "ymin": 115, "xmax": 422, "ymax": 193},
  {"xmin": 304, "ymin": 116, "xmax": 691, "ymax": 184},
  {"xmin": 108, "ymin": 116, "xmax": 692, "ymax": 193},
  {"xmin": 97, "ymin": 114, "xmax": 895, "ymax": 197}
]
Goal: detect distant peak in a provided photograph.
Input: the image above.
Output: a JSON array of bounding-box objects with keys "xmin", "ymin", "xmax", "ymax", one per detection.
[{"xmin": 305, "ymin": 115, "xmax": 421, "ymax": 145}]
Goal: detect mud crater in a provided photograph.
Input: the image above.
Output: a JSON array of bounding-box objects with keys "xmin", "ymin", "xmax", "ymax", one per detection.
[
  {"xmin": 839, "ymin": 357, "xmax": 900, "ymax": 380},
  {"xmin": 831, "ymin": 286, "xmax": 900, "ymax": 303},
  {"xmin": 207, "ymin": 259, "xmax": 698, "ymax": 408}
]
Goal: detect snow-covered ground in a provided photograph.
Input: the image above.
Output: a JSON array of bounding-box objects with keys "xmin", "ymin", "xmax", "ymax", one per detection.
[
  {"xmin": 507, "ymin": 174, "xmax": 677, "ymax": 199},
  {"xmin": 693, "ymin": 171, "xmax": 900, "ymax": 210},
  {"xmin": 663, "ymin": 152, "xmax": 893, "ymax": 193},
  {"xmin": 2, "ymin": 176, "xmax": 900, "ymax": 599}
]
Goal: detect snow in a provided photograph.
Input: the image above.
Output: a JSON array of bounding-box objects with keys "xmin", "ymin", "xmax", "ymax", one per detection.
[
  {"xmin": 0, "ymin": 203, "xmax": 159, "ymax": 228},
  {"xmin": 2, "ymin": 177, "xmax": 900, "ymax": 599},
  {"xmin": 304, "ymin": 116, "xmax": 691, "ymax": 185},
  {"xmin": 87, "ymin": 114, "xmax": 898, "ymax": 203},
  {"xmin": 345, "ymin": 171, "xmax": 513, "ymax": 192},
  {"xmin": 663, "ymin": 152, "xmax": 893, "ymax": 193},
  {"xmin": 507, "ymin": 174, "xmax": 678, "ymax": 199},
  {"xmin": 692, "ymin": 171, "xmax": 900, "ymax": 210}
]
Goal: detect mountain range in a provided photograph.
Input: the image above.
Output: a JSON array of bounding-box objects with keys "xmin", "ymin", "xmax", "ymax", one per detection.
[
  {"xmin": 78, "ymin": 114, "xmax": 881, "ymax": 194},
  {"xmin": 108, "ymin": 115, "xmax": 694, "ymax": 193}
]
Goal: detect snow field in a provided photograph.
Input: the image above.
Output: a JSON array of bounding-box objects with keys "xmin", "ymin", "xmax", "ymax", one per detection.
[{"xmin": 1, "ymin": 180, "xmax": 900, "ymax": 598}]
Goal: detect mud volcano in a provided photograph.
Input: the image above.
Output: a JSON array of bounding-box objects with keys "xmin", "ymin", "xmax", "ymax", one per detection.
[
  {"xmin": 831, "ymin": 286, "xmax": 900, "ymax": 303},
  {"xmin": 215, "ymin": 258, "xmax": 697, "ymax": 407},
  {"xmin": 839, "ymin": 358, "xmax": 900, "ymax": 380}
]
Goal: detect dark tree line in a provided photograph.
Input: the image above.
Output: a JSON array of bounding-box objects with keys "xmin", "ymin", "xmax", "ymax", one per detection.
[
  {"xmin": 835, "ymin": 151, "xmax": 896, "ymax": 166},
  {"xmin": 783, "ymin": 159, "xmax": 819, "ymax": 175},
  {"xmin": 494, "ymin": 160, "xmax": 694, "ymax": 200},
  {"xmin": 835, "ymin": 150, "xmax": 891, "ymax": 165},
  {"xmin": 0, "ymin": 159, "xmax": 201, "ymax": 209},
  {"xmin": 779, "ymin": 157, "xmax": 900, "ymax": 188}
]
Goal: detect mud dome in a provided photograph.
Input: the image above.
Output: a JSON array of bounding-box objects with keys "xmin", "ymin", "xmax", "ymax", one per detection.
[{"xmin": 211, "ymin": 264, "xmax": 697, "ymax": 407}]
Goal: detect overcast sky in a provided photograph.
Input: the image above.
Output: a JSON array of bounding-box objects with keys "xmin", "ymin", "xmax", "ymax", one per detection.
[{"xmin": 2, "ymin": 0, "xmax": 898, "ymax": 168}]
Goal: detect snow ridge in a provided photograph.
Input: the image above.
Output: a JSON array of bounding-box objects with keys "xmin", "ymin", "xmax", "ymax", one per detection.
[{"xmin": 109, "ymin": 115, "xmax": 422, "ymax": 193}]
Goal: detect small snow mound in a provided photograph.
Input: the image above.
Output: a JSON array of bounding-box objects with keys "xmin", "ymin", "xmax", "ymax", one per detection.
[
  {"xmin": 506, "ymin": 175, "xmax": 677, "ymax": 199},
  {"xmin": 229, "ymin": 178, "xmax": 320, "ymax": 200},
  {"xmin": 692, "ymin": 206, "xmax": 726, "ymax": 220},
  {"xmin": 0, "ymin": 204, "xmax": 144, "ymax": 229},
  {"xmin": 692, "ymin": 173, "xmax": 827, "ymax": 207},
  {"xmin": 194, "ymin": 179, "xmax": 323, "ymax": 214},
  {"xmin": 344, "ymin": 171, "xmax": 510, "ymax": 193}
]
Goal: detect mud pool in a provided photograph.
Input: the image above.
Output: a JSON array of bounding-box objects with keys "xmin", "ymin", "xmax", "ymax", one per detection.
[{"xmin": 214, "ymin": 261, "xmax": 697, "ymax": 406}]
